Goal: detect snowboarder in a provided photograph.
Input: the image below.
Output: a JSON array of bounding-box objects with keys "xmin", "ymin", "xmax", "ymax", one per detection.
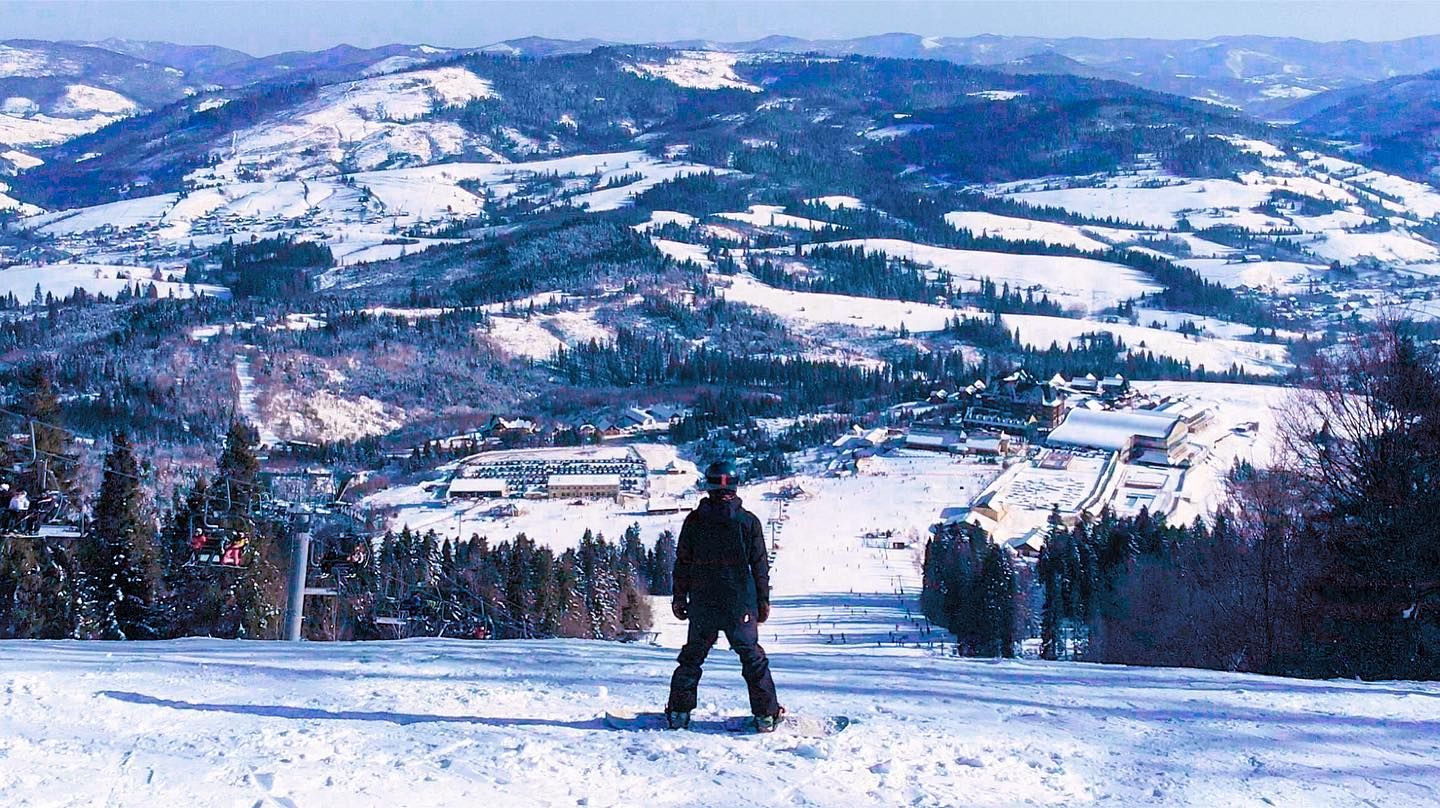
[{"xmin": 665, "ymin": 460, "xmax": 783, "ymax": 732}]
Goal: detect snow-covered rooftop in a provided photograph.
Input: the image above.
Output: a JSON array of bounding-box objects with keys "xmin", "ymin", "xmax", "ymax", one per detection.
[{"xmin": 1047, "ymin": 408, "xmax": 1184, "ymax": 452}]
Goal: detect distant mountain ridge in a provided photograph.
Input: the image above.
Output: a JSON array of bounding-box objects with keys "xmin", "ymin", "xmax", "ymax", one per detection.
[
  {"xmin": 489, "ymin": 31, "xmax": 1440, "ymax": 118},
  {"xmin": 1292, "ymin": 69, "xmax": 1440, "ymax": 180}
]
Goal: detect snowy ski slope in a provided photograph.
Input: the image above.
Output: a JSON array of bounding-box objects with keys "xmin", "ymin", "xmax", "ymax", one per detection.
[{"xmin": 4, "ymin": 459, "xmax": 1438, "ymax": 807}]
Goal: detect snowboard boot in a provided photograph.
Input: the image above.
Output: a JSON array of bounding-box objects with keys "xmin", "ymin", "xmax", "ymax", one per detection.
[
  {"xmin": 664, "ymin": 709, "xmax": 691, "ymax": 730},
  {"xmin": 753, "ymin": 707, "xmax": 785, "ymax": 734}
]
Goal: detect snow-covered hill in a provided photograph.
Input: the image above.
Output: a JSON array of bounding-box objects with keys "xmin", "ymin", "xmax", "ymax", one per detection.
[
  {"xmin": 186, "ymin": 66, "xmax": 498, "ymax": 184},
  {"xmin": 5, "ymin": 621, "xmax": 1438, "ymax": 806}
]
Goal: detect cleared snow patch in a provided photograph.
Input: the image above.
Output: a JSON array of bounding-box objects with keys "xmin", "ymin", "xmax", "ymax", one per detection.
[
  {"xmin": 806, "ymin": 195, "xmax": 865, "ymax": 210},
  {"xmin": 624, "ymin": 51, "xmax": 761, "ymax": 92},
  {"xmin": 795, "ymin": 238, "xmax": 1159, "ymax": 312},
  {"xmin": 968, "ymin": 90, "xmax": 1026, "ymax": 101},
  {"xmin": 54, "ymin": 84, "xmax": 138, "ymax": 116},
  {"xmin": 717, "ymin": 204, "xmax": 839, "ymax": 231},
  {"xmin": 944, "ymin": 211, "xmax": 1113, "ymax": 252}
]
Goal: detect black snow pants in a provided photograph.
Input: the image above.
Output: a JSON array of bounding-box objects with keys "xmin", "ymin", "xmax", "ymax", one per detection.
[{"xmin": 667, "ymin": 614, "xmax": 779, "ymax": 717}]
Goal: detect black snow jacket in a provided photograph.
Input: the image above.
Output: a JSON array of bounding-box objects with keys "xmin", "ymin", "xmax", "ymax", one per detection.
[{"xmin": 673, "ymin": 495, "xmax": 769, "ymax": 627}]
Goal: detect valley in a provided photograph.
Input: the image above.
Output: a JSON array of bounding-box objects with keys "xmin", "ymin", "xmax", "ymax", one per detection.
[{"xmin": 2, "ymin": 20, "xmax": 1440, "ymax": 807}]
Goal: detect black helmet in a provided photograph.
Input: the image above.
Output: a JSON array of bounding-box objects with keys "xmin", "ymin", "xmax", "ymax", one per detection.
[{"xmin": 702, "ymin": 459, "xmax": 740, "ymax": 492}]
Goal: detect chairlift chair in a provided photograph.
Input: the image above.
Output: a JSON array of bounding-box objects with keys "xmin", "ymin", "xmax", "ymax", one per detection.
[{"xmin": 186, "ymin": 512, "xmax": 253, "ymax": 569}]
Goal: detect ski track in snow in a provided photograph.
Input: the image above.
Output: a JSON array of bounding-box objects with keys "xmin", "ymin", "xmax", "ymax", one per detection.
[
  {"xmin": 233, "ymin": 353, "xmax": 280, "ymax": 448},
  {"xmin": 5, "ymin": 469, "xmax": 1440, "ymax": 806}
]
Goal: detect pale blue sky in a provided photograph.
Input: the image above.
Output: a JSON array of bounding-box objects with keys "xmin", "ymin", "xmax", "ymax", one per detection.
[{"xmin": 4, "ymin": 1, "xmax": 1439, "ymax": 55}]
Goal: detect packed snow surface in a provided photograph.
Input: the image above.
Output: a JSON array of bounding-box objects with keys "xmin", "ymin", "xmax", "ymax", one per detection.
[{"xmin": 5, "ymin": 463, "xmax": 1438, "ymax": 807}]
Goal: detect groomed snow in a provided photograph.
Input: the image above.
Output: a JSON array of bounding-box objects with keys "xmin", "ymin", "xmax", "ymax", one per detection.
[{"xmin": 6, "ymin": 454, "xmax": 1439, "ymax": 807}]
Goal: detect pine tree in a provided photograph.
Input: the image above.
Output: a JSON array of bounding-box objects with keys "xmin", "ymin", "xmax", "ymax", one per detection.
[
  {"xmin": 978, "ymin": 544, "xmax": 1018, "ymax": 658},
  {"xmin": 15, "ymin": 365, "xmax": 77, "ymax": 497},
  {"xmin": 0, "ymin": 538, "xmax": 73, "ymax": 638},
  {"xmin": 217, "ymin": 422, "xmax": 260, "ymax": 510},
  {"xmin": 79, "ymin": 432, "xmax": 161, "ymax": 639},
  {"xmin": 649, "ymin": 531, "xmax": 677, "ymax": 596}
]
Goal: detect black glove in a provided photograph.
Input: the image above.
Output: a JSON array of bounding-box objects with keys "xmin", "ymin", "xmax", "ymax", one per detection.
[
  {"xmin": 758, "ymin": 602, "xmax": 770, "ymax": 624},
  {"xmin": 671, "ymin": 598, "xmax": 688, "ymax": 621}
]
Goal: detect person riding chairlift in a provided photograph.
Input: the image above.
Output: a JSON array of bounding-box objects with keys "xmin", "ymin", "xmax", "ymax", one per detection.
[
  {"xmin": 6, "ymin": 485, "xmax": 30, "ymax": 532},
  {"xmin": 220, "ymin": 532, "xmax": 248, "ymax": 567}
]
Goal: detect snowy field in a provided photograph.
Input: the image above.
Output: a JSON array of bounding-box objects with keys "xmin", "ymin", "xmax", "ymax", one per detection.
[
  {"xmin": 718, "ymin": 274, "xmax": 1291, "ymax": 375},
  {"xmin": 7, "ymin": 638, "xmax": 1439, "ymax": 808},
  {"xmin": 988, "ymin": 145, "xmax": 1440, "ymax": 270},
  {"xmin": 791, "ymin": 238, "xmax": 1161, "ymax": 312},
  {"xmin": 20, "ymin": 150, "xmax": 721, "ymax": 268},
  {"xmin": 0, "ymin": 262, "xmax": 227, "ymax": 300}
]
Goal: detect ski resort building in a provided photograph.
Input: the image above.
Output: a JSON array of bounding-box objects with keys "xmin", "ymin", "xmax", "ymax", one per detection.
[
  {"xmin": 1046, "ymin": 408, "xmax": 1189, "ymax": 465},
  {"xmin": 547, "ymin": 473, "xmax": 623, "ymax": 500},
  {"xmin": 962, "ymin": 369, "xmax": 1067, "ymax": 433},
  {"xmin": 904, "ymin": 427, "xmax": 967, "ymax": 452},
  {"xmin": 447, "ymin": 478, "xmax": 509, "ymax": 499},
  {"xmin": 449, "ymin": 446, "xmax": 649, "ymax": 499}
]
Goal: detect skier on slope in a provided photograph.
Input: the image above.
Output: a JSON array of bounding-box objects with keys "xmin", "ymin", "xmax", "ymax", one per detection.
[{"xmin": 665, "ymin": 460, "xmax": 784, "ymax": 732}]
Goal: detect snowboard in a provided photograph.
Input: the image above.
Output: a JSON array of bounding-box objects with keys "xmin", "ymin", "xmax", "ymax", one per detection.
[{"xmin": 603, "ymin": 711, "xmax": 851, "ymax": 738}]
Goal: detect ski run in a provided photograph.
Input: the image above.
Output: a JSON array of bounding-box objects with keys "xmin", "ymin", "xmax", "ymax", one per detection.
[{"xmin": 5, "ymin": 461, "xmax": 1439, "ymax": 807}]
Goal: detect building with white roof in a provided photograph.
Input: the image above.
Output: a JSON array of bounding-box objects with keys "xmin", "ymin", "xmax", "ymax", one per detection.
[
  {"xmin": 547, "ymin": 473, "xmax": 623, "ymax": 500},
  {"xmin": 1046, "ymin": 408, "xmax": 1189, "ymax": 465}
]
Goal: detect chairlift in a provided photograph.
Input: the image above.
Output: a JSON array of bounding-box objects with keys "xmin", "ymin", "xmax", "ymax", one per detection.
[
  {"xmin": 0, "ymin": 486, "xmax": 87, "ymax": 540},
  {"xmin": 312, "ymin": 533, "xmax": 371, "ymax": 572},
  {"xmin": 185, "ymin": 493, "xmax": 257, "ymax": 569}
]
